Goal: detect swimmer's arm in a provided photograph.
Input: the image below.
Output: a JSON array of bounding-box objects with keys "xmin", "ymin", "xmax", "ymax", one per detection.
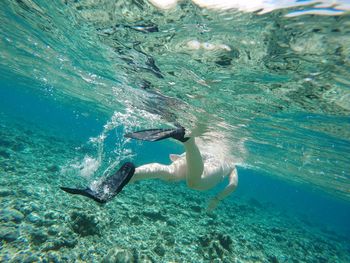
[{"xmin": 207, "ymin": 167, "xmax": 238, "ymax": 211}]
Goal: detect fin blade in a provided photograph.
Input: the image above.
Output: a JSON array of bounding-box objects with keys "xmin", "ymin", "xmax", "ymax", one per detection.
[
  {"xmin": 60, "ymin": 162, "xmax": 135, "ymax": 204},
  {"xmin": 124, "ymin": 128, "xmax": 172, "ymax": 141},
  {"xmin": 60, "ymin": 187, "xmax": 106, "ymax": 203},
  {"xmin": 125, "ymin": 127, "xmax": 187, "ymax": 142},
  {"xmin": 60, "ymin": 187, "xmax": 85, "ymax": 195}
]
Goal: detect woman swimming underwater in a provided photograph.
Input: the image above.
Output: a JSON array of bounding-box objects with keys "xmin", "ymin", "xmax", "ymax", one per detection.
[{"xmin": 61, "ymin": 126, "xmax": 238, "ymax": 210}]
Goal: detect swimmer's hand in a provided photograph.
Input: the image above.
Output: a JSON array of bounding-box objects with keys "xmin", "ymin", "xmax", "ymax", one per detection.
[{"xmin": 207, "ymin": 197, "xmax": 220, "ymax": 212}]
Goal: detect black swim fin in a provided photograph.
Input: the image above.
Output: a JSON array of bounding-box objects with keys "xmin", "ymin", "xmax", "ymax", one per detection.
[
  {"xmin": 125, "ymin": 126, "xmax": 189, "ymax": 142},
  {"xmin": 60, "ymin": 162, "xmax": 135, "ymax": 203}
]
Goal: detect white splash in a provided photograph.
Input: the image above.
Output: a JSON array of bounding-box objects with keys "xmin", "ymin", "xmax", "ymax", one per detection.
[
  {"xmin": 78, "ymin": 155, "xmax": 100, "ymax": 178},
  {"xmin": 87, "ymin": 105, "xmax": 162, "ymax": 181},
  {"xmin": 61, "ymin": 155, "xmax": 100, "ymax": 179},
  {"xmin": 62, "ymin": 105, "xmax": 160, "ymax": 182}
]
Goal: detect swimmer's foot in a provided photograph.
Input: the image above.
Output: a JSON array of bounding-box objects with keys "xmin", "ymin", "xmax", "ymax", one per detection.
[
  {"xmin": 125, "ymin": 126, "xmax": 189, "ymax": 142},
  {"xmin": 60, "ymin": 162, "xmax": 135, "ymax": 203}
]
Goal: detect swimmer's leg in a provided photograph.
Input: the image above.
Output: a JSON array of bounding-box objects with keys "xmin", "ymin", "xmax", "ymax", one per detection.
[
  {"xmin": 125, "ymin": 126, "xmax": 189, "ymax": 142},
  {"xmin": 183, "ymin": 137, "xmax": 204, "ymax": 189},
  {"xmin": 131, "ymin": 163, "xmax": 176, "ymax": 183},
  {"xmin": 126, "ymin": 126, "xmax": 204, "ymax": 187},
  {"xmin": 207, "ymin": 167, "xmax": 238, "ymax": 211}
]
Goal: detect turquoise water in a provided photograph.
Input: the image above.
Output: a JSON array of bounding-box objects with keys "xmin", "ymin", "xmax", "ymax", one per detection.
[{"xmin": 1, "ymin": 0, "xmax": 350, "ymax": 262}]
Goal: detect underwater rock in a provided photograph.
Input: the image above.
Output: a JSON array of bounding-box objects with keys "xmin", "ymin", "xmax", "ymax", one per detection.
[
  {"xmin": 268, "ymin": 255, "xmax": 279, "ymax": 263},
  {"xmin": 153, "ymin": 243, "xmax": 166, "ymax": 256},
  {"xmin": 315, "ymin": 255, "xmax": 328, "ymax": 263},
  {"xmin": 24, "ymin": 255, "xmax": 40, "ymax": 263},
  {"xmin": 17, "ymin": 188, "xmax": 38, "ymax": 198},
  {"xmin": 248, "ymin": 198, "xmax": 263, "ymax": 209},
  {"xmin": 198, "ymin": 234, "xmax": 211, "ymax": 247},
  {"xmin": 47, "ymin": 225, "xmax": 60, "ymax": 236},
  {"xmin": 0, "ymin": 149, "xmax": 11, "ymax": 159},
  {"xmin": 274, "ymin": 234, "xmax": 286, "ymax": 243},
  {"xmin": 0, "ymin": 226, "xmax": 19, "ymax": 242},
  {"xmin": 0, "ymin": 187, "xmax": 13, "ymax": 197},
  {"xmin": 142, "ymin": 193, "xmax": 156, "ymax": 204},
  {"xmin": 30, "ymin": 230, "xmax": 48, "ymax": 245},
  {"xmin": 129, "ymin": 215, "xmax": 143, "ymax": 225},
  {"xmin": 208, "ymin": 212, "xmax": 218, "ymax": 220},
  {"xmin": 190, "ymin": 205, "xmax": 202, "ymax": 213},
  {"xmin": 12, "ymin": 142, "xmax": 25, "ymax": 152},
  {"xmin": 137, "ymin": 254, "xmax": 153, "ymax": 263},
  {"xmin": 42, "ymin": 219, "xmax": 55, "ymax": 227},
  {"xmin": 102, "ymin": 247, "xmax": 135, "ymax": 263},
  {"xmin": 42, "ymin": 236, "xmax": 77, "ymax": 251},
  {"xmin": 44, "ymin": 211, "xmax": 57, "ymax": 220},
  {"xmin": 0, "ymin": 138, "xmax": 13, "ymax": 148},
  {"xmin": 142, "ymin": 209, "xmax": 167, "ymax": 222},
  {"xmin": 181, "ymin": 236, "xmax": 193, "ymax": 245},
  {"xmin": 11, "ymin": 253, "xmax": 39, "ymax": 263},
  {"xmin": 217, "ymin": 233, "xmax": 233, "ymax": 251},
  {"xmin": 162, "ymin": 231, "xmax": 175, "ymax": 246},
  {"xmin": 237, "ymin": 204, "xmax": 256, "ymax": 214},
  {"xmin": 205, "ymin": 218, "xmax": 215, "ymax": 226},
  {"xmin": 70, "ymin": 210, "xmax": 100, "ymax": 236},
  {"xmin": 237, "ymin": 235, "xmax": 247, "ymax": 244},
  {"xmin": 270, "ymin": 227, "xmax": 284, "ymax": 234},
  {"xmin": 57, "ymin": 236, "xmax": 78, "ymax": 248},
  {"xmin": 209, "ymin": 240, "xmax": 224, "ymax": 259},
  {"xmin": 167, "ymin": 218, "xmax": 177, "ymax": 227},
  {"xmin": 198, "ymin": 232, "xmax": 233, "ymax": 260},
  {"xmin": 45, "ymin": 210, "xmax": 65, "ymax": 221},
  {"xmin": 27, "ymin": 213, "xmax": 43, "ymax": 226},
  {"xmin": 149, "ymin": 231, "xmax": 158, "ymax": 240},
  {"xmin": 0, "ymin": 208, "xmax": 24, "ymax": 223},
  {"xmin": 14, "ymin": 202, "xmax": 37, "ymax": 216},
  {"xmin": 3, "ymin": 164, "xmax": 16, "ymax": 172},
  {"xmin": 44, "ymin": 252, "xmax": 60, "ymax": 263},
  {"xmin": 46, "ymin": 164, "xmax": 60, "ymax": 172}
]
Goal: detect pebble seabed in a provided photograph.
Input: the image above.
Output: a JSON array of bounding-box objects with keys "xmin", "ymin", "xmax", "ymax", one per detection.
[{"xmin": 0, "ymin": 119, "xmax": 349, "ymax": 263}]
